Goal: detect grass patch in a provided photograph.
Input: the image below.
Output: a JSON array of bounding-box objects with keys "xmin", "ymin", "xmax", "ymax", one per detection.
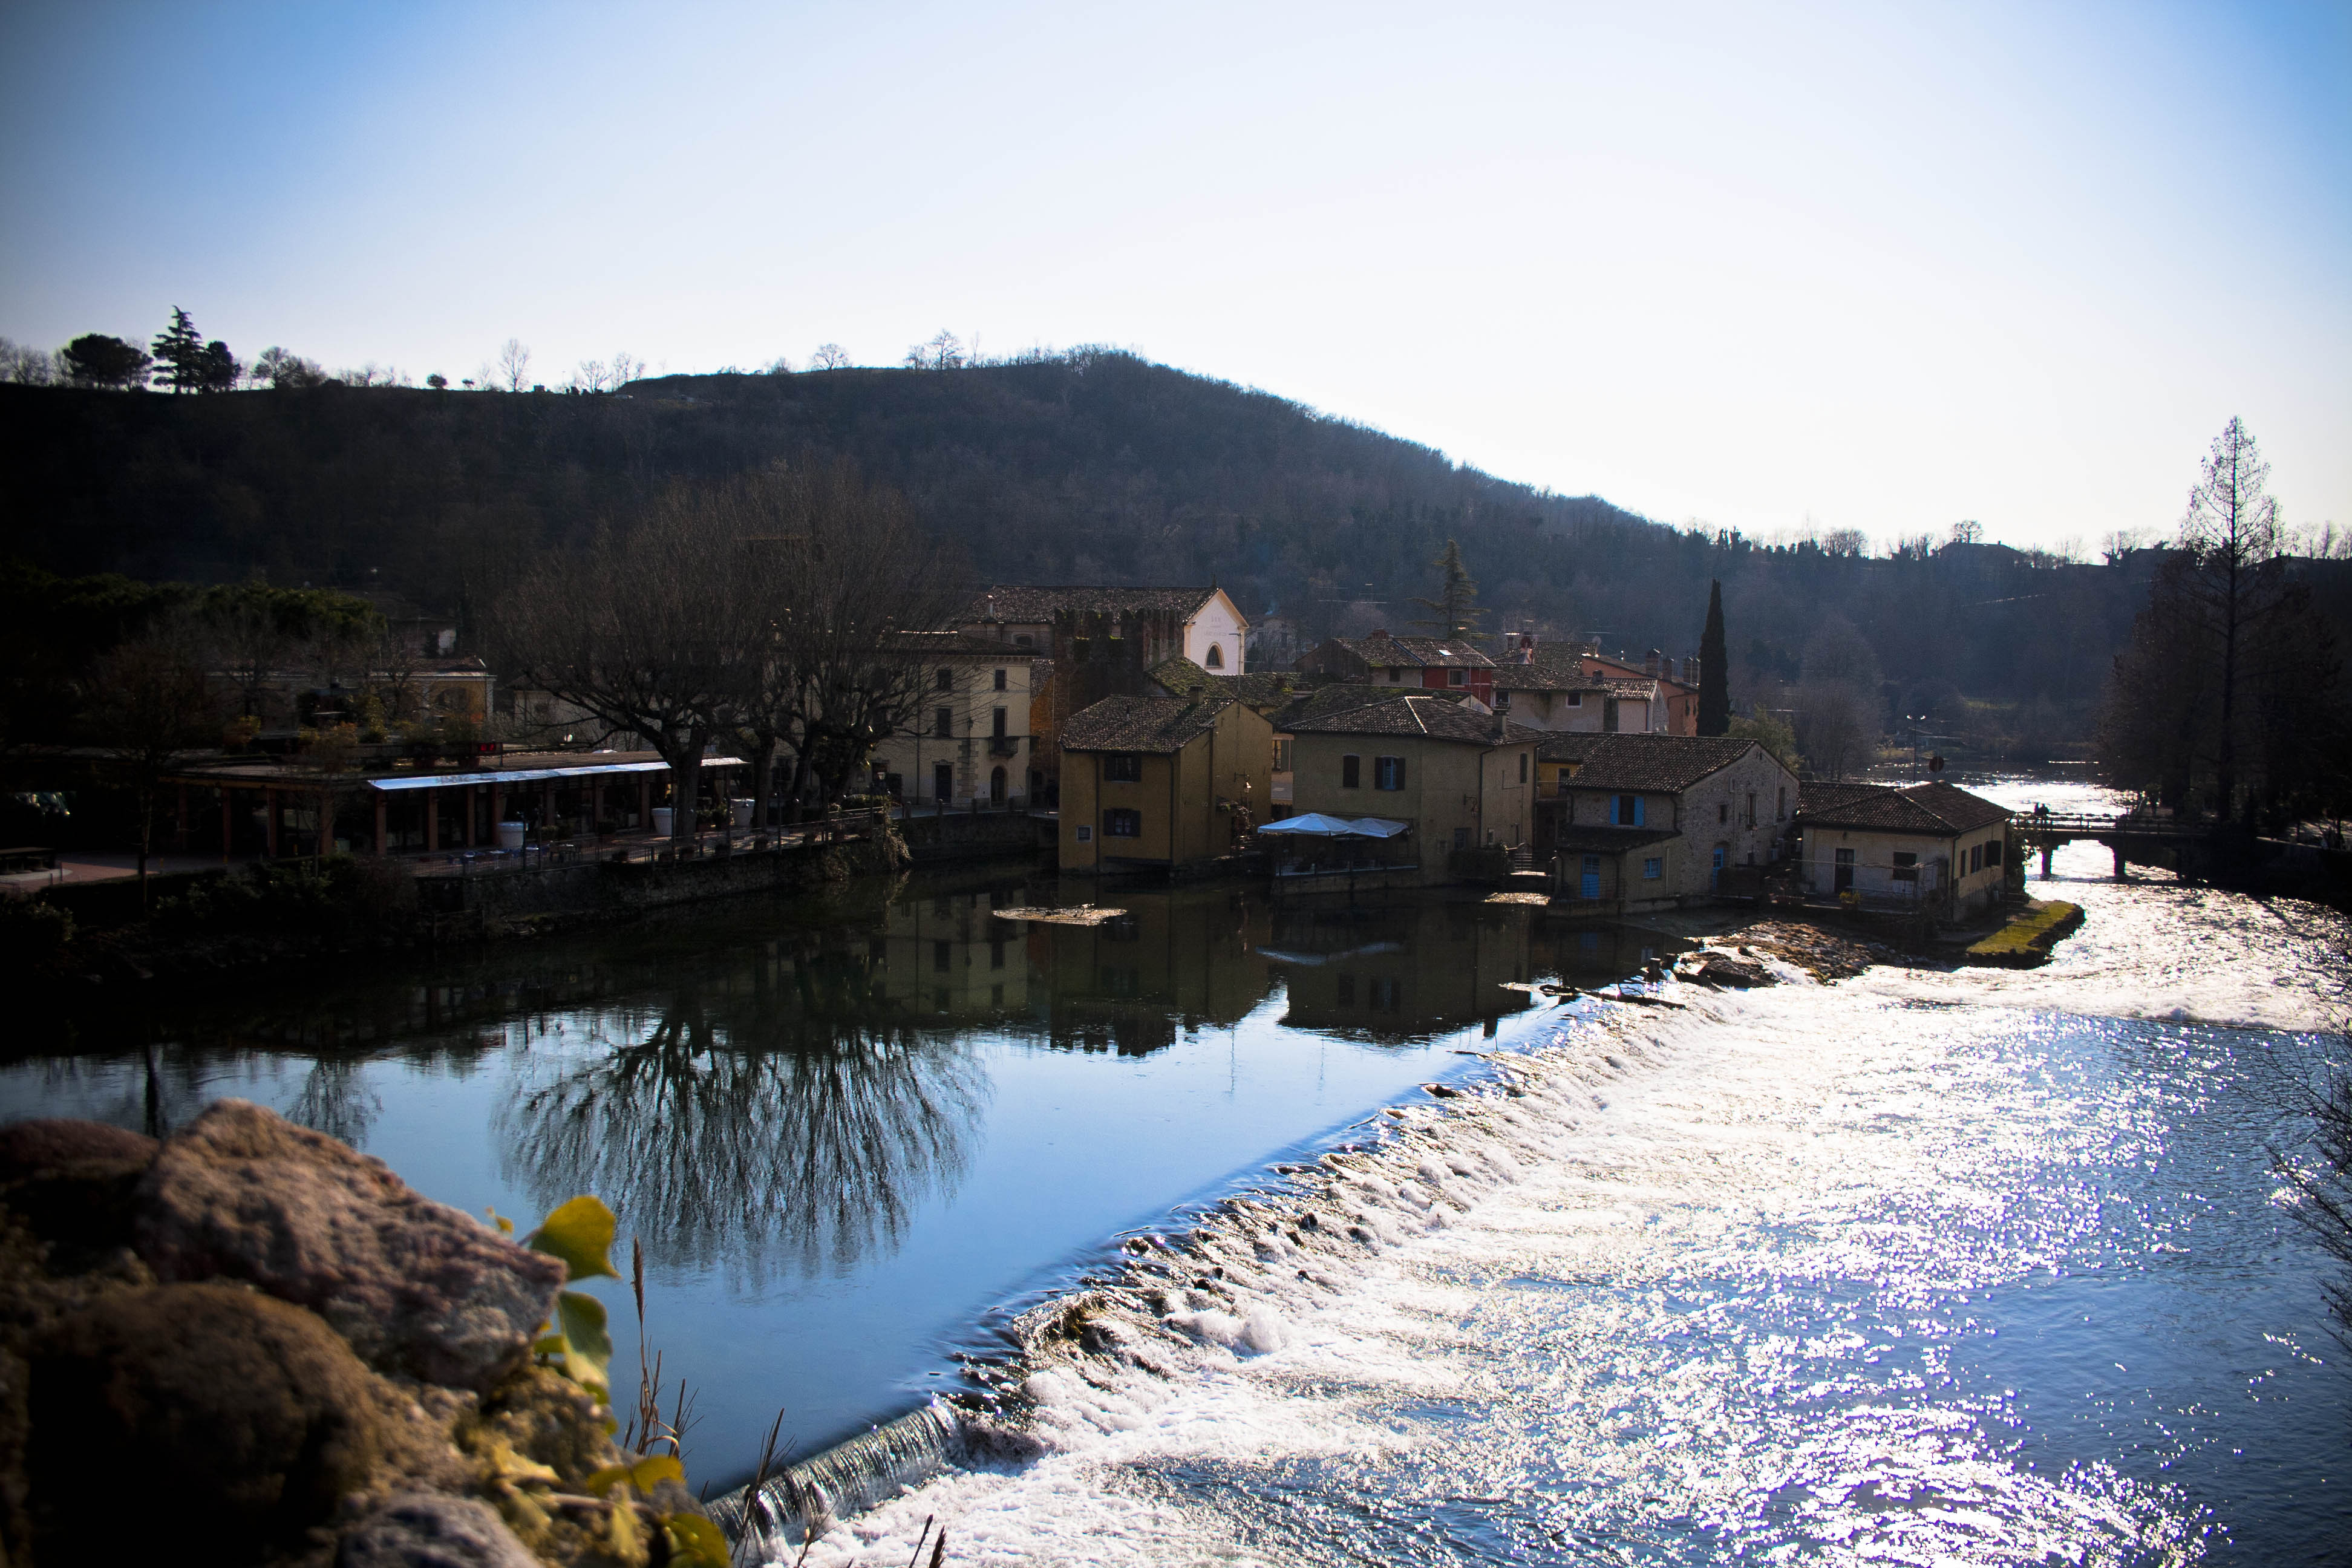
[{"xmin": 1964, "ymin": 900, "xmax": 2085, "ymax": 968}]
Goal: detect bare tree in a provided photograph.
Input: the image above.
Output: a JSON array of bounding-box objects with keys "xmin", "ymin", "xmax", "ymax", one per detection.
[
  {"xmin": 809, "ymin": 343, "xmax": 850, "ymax": 371},
  {"xmin": 496, "ymin": 502, "xmax": 740, "ymax": 843},
  {"xmin": 610, "ymin": 351, "xmax": 644, "ymax": 387},
  {"xmin": 903, "ymin": 331, "xmax": 965, "ymax": 371},
  {"xmin": 496, "ymin": 338, "xmax": 532, "ymax": 393},
  {"xmin": 572, "ymin": 359, "xmax": 609, "ymax": 394},
  {"xmin": 2178, "ymin": 416, "xmax": 2284, "ymax": 822},
  {"xmin": 81, "ymin": 615, "xmax": 221, "ymax": 905}
]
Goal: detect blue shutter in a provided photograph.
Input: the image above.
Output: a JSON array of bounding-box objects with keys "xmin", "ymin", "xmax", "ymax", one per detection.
[{"xmin": 1635, "ymin": 797, "xmax": 1645, "ymax": 826}]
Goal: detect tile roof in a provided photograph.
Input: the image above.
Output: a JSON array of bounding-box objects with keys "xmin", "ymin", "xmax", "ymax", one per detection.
[
  {"xmin": 1489, "ymin": 648, "xmax": 1610, "ymax": 693},
  {"xmin": 1284, "ymin": 694, "xmax": 1539, "ymax": 746},
  {"xmin": 884, "ymin": 630, "xmax": 1037, "ymax": 658},
  {"xmin": 1325, "ymin": 633, "xmax": 1495, "ymax": 669},
  {"xmin": 1797, "ymin": 780, "xmax": 2013, "ymax": 834},
  {"xmin": 1147, "ymin": 657, "xmax": 1302, "ymax": 711},
  {"xmin": 970, "ymin": 586, "xmax": 1217, "ymax": 622},
  {"xmin": 1270, "ymin": 683, "xmax": 1471, "ymax": 731},
  {"xmin": 1538, "ymin": 734, "xmax": 1762, "ymax": 792},
  {"xmin": 1060, "ymin": 694, "xmax": 1236, "ymax": 754}
]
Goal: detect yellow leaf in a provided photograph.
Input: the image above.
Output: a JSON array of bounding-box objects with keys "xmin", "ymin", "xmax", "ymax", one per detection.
[
  {"xmin": 606, "ymin": 1494, "xmax": 644, "ymax": 1562},
  {"xmin": 584, "ymin": 1464, "xmax": 634, "ymax": 1496},
  {"xmin": 662, "ymin": 1514, "xmax": 732, "ymax": 1568},
  {"xmin": 630, "ymin": 1455, "xmax": 685, "ymax": 1492},
  {"xmin": 480, "ymin": 1437, "xmax": 559, "ymax": 1489},
  {"xmin": 555, "ymin": 1289, "xmax": 613, "ymax": 1397},
  {"xmin": 526, "ymin": 1195, "xmax": 619, "ymax": 1281},
  {"xmin": 487, "ymin": 1206, "xmax": 515, "ymax": 1235}
]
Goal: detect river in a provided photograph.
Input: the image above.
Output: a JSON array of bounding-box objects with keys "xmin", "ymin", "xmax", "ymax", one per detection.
[{"xmin": 7, "ymin": 776, "xmax": 2347, "ymax": 1563}]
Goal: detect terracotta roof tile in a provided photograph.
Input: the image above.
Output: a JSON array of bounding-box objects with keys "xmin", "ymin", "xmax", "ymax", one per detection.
[
  {"xmin": 1285, "ymin": 694, "xmax": 1538, "ymax": 745},
  {"xmin": 1797, "ymin": 780, "xmax": 2012, "ymax": 834},
  {"xmin": 1060, "ymin": 694, "xmax": 1234, "ymax": 754},
  {"xmin": 1537, "ymin": 733, "xmax": 1762, "ymax": 791},
  {"xmin": 970, "ymin": 586, "xmax": 1218, "ymax": 622}
]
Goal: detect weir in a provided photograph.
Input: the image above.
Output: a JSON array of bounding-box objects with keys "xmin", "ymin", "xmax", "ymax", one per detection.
[{"xmin": 705, "ymin": 1403, "xmax": 969, "ymax": 1553}]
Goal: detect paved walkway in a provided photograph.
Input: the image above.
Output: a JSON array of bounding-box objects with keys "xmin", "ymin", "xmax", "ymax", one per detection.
[{"xmin": 0, "ymin": 849, "xmax": 261, "ymax": 898}]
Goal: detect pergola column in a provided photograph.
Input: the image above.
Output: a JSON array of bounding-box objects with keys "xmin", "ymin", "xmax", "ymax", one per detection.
[
  {"xmin": 374, "ymin": 793, "xmax": 388, "ymax": 856},
  {"xmin": 463, "ymin": 786, "xmax": 477, "ymax": 848},
  {"xmin": 219, "ymin": 789, "xmax": 233, "ymax": 862},
  {"xmin": 175, "ymin": 783, "xmax": 189, "ymax": 850},
  {"xmin": 638, "ymin": 775, "xmax": 650, "ymax": 829},
  {"xmin": 263, "ymin": 788, "xmax": 279, "ymax": 857},
  {"xmin": 543, "ymin": 780, "xmax": 557, "ymax": 838},
  {"xmin": 424, "ymin": 787, "xmax": 439, "ymax": 852}
]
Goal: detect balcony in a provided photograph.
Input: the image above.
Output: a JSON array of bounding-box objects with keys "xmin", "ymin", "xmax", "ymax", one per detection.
[{"xmin": 987, "ymin": 736, "xmax": 1021, "ymax": 757}]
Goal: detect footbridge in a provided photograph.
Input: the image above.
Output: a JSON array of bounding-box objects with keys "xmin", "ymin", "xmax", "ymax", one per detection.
[{"xmin": 2012, "ymin": 811, "xmax": 2216, "ymax": 879}]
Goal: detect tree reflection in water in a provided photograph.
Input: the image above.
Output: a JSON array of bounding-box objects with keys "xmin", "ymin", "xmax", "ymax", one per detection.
[{"xmin": 497, "ymin": 944, "xmax": 988, "ymax": 1289}]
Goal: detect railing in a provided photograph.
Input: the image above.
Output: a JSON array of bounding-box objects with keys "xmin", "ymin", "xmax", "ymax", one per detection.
[
  {"xmin": 405, "ymin": 808, "xmax": 887, "ymax": 878},
  {"xmin": 2017, "ymin": 812, "xmax": 2212, "ymax": 838},
  {"xmin": 987, "ymin": 736, "xmax": 1021, "ymax": 757}
]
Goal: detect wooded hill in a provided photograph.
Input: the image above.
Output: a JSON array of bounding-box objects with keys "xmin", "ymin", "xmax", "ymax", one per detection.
[{"xmin": 3, "ymin": 350, "xmax": 2343, "ymax": 750}]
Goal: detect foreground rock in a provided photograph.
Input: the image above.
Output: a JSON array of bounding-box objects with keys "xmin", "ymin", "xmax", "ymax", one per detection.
[
  {"xmin": 0, "ymin": 1105, "xmax": 705, "ymax": 1568},
  {"xmin": 27, "ymin": 1282, "xmax": 381, "ymax": 1561},
  {"xmin": 133, "ymin": 1100, "xmax": 566, "ymax": 1390}
]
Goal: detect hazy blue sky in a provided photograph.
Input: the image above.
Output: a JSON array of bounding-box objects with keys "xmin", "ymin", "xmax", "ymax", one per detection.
[{"xmin": 2, "ymin": 1, "xmax": 2344, "ymax": 549}]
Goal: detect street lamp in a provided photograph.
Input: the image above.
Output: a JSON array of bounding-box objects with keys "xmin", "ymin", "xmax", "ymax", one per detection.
[{"xmin": 1906, "ymin": 714, "xmax": 1929, "ymax": 782}]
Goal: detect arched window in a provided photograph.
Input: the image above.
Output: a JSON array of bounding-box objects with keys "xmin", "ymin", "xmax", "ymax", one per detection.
[{"xmin": 1204, "ymin": 644, "xmax": 1224, "ymax": 668}]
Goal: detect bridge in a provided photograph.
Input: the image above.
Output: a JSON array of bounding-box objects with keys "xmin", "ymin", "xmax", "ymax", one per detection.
[{"xmin": 2011, "ymin": 811, "xmax": 2217, "ymax": 878}]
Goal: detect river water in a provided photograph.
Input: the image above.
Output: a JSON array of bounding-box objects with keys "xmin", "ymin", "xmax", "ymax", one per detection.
[{"xmin": 8, "ymin": 777, "xmax": 2348, "ymax": 1563}]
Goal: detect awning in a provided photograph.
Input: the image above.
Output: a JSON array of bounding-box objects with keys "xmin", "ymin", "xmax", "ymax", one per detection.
[
  {"xmin": 1257, "ymin": 813, "xmax": 1411, "ymax": 838},
  {"xmin": 362, "ymin": 756, "xmax": 745, "ymax": 793}
]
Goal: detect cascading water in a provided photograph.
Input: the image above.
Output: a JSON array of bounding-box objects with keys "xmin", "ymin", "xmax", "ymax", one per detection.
[{"xmin": 732, "ymin": 786, "xmax": 2351, "ymax": 1566}]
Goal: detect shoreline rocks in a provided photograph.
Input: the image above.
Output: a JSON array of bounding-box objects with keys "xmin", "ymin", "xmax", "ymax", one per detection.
[{"xmin": 0, "ymin": 1102, "xmax": 700, "ymax": 1568}]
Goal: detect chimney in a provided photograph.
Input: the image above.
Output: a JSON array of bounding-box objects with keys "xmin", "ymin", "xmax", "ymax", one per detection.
[
  {"xmin": 1682, "ymin": 655, "xmax": 1700, "ymax": 685},
  {"xmin": 1517, "ymin": 630, "xmax": 1536, "ymax": 665},
  {"xmin": 1645, "ymin": 649, "xmax": 1661, "ymax": 677}
]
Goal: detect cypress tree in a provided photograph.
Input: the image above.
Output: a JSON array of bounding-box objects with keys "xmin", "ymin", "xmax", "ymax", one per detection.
[{"xmin": 1697, "ymin": 578, "xmax": 1730, "ymax": 736}]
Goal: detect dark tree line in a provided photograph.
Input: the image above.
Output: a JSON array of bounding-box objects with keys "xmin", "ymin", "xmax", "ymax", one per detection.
[
  {"xmin": 2099, "ymin": 419, "xmax": 2348, "ymax": 826},
  {"xmin": 2, "ymin": 350, "xmax": 2345, "ymax": 745}
]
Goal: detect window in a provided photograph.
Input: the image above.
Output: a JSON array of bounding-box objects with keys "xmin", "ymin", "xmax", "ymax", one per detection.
[
  {"xmin": 1452, "ymin": 826, "xmax": 1470, "ymax": 849},
  {"xmin": 1746, "ymin": 792, "xmax": 1756, "ymax": 827},
  {"xmin": 1103, "ymin": 753, "xmax": 1142, "ymax": 782},
  {"xmin": 1566, "ymin": 691, "xmax": 1583, "ymax": 707},
  {"xmin": 933, "ymin": 940, "xmax": 951, "ymax": 974},
  {"xmin": 1075, "ymin": 824, "xmax": 1093, "ymax": 843},
  {"xmin": 1014, "ymin": 633, "xmax": 1032, "ymax": 647},
  {"xmin": 1987, "ymin": 838, "xmax": 2003, "ymax": 865},
  {"xmin": 1342, "ymin": 754, "xmax": 1361, "ymax": 788},
  {"xmin": 1105, "ymin": 808, "xmax": 1142, "ymax": 837},
  {"xmin": 933, "ymin": 707, "xmax": 953, "ymax": 738},
  {"xmin": 1892, "ymin": 851, "xmax": 1918, "ymax": 883},
  {"xmin": 990, "ymin": 938, "xmax": 1005, "ymax": 970},
  {"xmin": 993, "ymin": 668, "xmax": 1007, "ymax": 691},
  {"xmin": 1612, "ymin": 794, "xmax": 1644, "ymax": 826},
  {"xmin": 1777, "ymin": 786, "xmax": 1787, "ymax": 821},
  {"xmin": 1448, "ymin": 668, "xmax": 1467, "ymax": 687},
  {"xmin": 1969, "ymin": 842, "xmax": 1984, "ymax": 874},
  {"xmin": 1719, "ymin": 802, "xmax": 1729, "ymax": 825},
  {"xmin": 935, "ymin": 668, "xmax": 953, "ymax": 691},
  {"xmin": 1335, "ymin": 974, "xmax": 1355, "ymax": 1006},
  {"xmin": 1373, "ymin": 755, "xmax": 1405, "ymax": 790},
  {"xmin": 1272, "ymin": 738, "xmax": 1292, "ymax": 772},
  {"xmin": 1642, "ymin": 857, "xmax": 1663, "ymax": 880},
  {"xmin": 1518, "ymin": 752, "xmax": 1527, "ymax": 783},
  {"xmin": 1205, "ymin": 644, "xmax": 1224, "ymax": 668},
  {"xmin": 992, "ymin": 707, "xmax": 1007, "ymax": 737}
]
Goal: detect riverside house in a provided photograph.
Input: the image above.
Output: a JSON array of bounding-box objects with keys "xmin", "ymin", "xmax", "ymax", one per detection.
[
  {"xmin": 1792, "ymin": 780, "xmax": 2014, "ymax": 918},
  {"xmin": 1536, "ymin": 733, "xmax": 1798, "ymax": 912},
  {"xmin": 961, "ymin": 584, "xmax": 1250, "ymax": 798},
  {"xmin": 1059, "ymin": 694, "xmax": 1273, "ymax": 875},
  {"xmin": 867, "ymin": 632, "xmax": 1037, "ymax": 809},
  {"xmin": 1281, "ymin": 693, "xmax": 1540, "ymax": 883}
]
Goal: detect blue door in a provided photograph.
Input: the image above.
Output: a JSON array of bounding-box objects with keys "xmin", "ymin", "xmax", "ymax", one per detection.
[
  {"xmin": 1581, "ymin": 855, "xmax": 1601, "ymax": 900},
  {"xmin": 1712, "ymin": 844, "xmax": 1726, "ymax": 890}
]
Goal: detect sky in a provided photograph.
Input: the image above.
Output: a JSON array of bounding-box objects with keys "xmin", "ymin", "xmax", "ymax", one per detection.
[{"xmin": 1, "ymin": 0, "xmax": 2345, "ymax": 551}]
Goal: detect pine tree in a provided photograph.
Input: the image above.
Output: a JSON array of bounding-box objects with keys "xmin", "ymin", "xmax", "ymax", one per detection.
[
  {"xmin": 1697, "ymin": 579, "xmax": 1730, "ymax": 736},
  {"xmin": 1412, "ymin": 538, "xmax": 1482, "ymax": 638},
  {"xmin": 149, "ymin": 307, "xmax": 204, "ymax": 393}
]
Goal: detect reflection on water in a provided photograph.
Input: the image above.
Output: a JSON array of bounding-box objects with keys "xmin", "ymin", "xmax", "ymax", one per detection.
[{"xmin": 4, "ymin": 865, "xmax": 1668, "ymax": 1458}]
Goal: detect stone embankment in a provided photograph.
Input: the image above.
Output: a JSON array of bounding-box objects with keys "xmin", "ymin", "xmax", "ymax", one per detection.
[{"xmin": 0, "ymin": 1102, "xmax": 707, "ymax": 1568}]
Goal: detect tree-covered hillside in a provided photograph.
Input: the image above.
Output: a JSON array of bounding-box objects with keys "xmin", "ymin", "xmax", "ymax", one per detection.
[{"xmin": 2, "ymin": 350, "xmax": 2342, "ymax": 747}]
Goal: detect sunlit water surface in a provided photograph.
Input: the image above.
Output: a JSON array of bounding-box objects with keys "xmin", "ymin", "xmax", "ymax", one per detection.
[{"xmin": 8, "ymin": 777, "xmax": 2348, "ymax": 1564}]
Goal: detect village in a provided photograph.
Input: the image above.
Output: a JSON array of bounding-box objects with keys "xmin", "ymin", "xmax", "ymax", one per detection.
[{"xmin": 1, "ymin": 569, "xmax": 2066, "ymax": 962}]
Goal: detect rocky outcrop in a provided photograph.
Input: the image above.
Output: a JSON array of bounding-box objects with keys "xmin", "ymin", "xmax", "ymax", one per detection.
[
  {"xmin": 132, "ymin": 1100, "xmax": 565, "ymax": 1391},
  {"xmin": 337, "ymin": 1495, "xmax": 543, "ymax": 1568},
  {"xmin": 25, "ymin": 1282, "xmax": 381, "ymax": 1562},
  {"xmin": 0, "ymin": 1106, "xmax": 704, "ymax": 1568}
]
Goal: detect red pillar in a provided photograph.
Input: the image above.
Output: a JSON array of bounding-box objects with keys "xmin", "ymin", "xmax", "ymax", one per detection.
[{"xmin": 463, "ymin": 785, "xmax": 477, "ymax": 847}]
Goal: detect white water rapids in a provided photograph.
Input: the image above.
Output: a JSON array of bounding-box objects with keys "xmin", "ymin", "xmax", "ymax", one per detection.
[{"xmin": 752, "ymin": 786, "xmax": 2350, "ymax": 1566}]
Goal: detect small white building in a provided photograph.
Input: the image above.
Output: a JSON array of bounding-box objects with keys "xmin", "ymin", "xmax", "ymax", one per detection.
[
  {"xmin": 1793, "ymin": 781, "xmax": 2014, "ymax": 917},
  {"xmin": 867, "ymin": 633, "xmax": 1037, "ymax": 808}
]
